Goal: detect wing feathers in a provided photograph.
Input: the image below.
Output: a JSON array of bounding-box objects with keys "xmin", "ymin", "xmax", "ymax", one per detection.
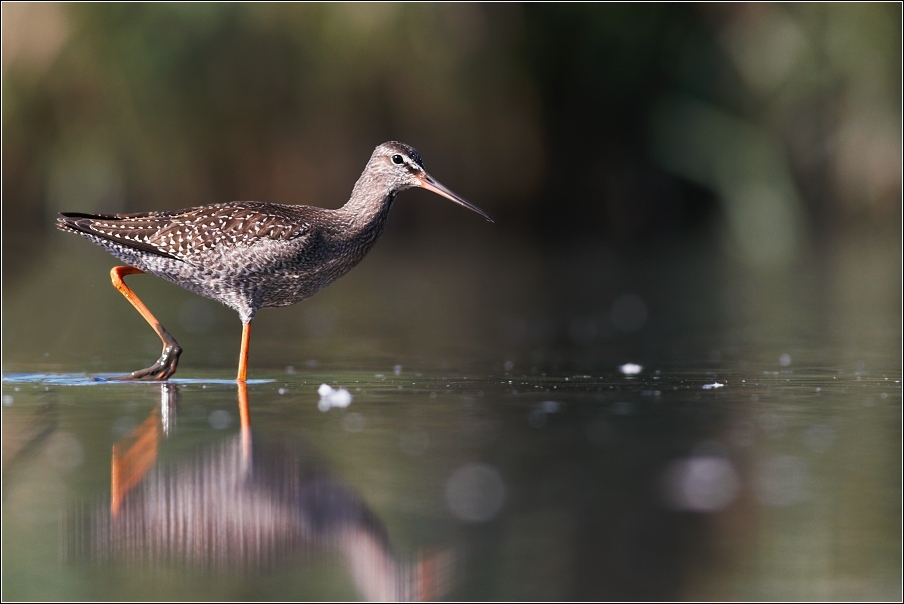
[{"xmin": 57, "ymin": 203, "xmax": 311, "ymax": 261}]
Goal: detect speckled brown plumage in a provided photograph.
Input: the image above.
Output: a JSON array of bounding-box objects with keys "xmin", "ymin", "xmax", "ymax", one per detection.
[{"xmin": 57, "ymin": 141, "xmax": 493, "ymax": 381}]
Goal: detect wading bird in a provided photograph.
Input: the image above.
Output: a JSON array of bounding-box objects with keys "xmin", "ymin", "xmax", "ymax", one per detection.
[{"xmin": 58, "ymin": 142, "xmax": 493, "ymax": 382}]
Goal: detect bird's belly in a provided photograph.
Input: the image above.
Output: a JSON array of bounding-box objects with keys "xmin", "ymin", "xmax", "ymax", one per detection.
[
  {"xmin": 246, "ymin": 237, "xmax": 369, "ymax": 310},
  {"xmin": 255, "ymin": 259, "xmax": 355, "ymax": 309},
  {"xmin": 98, "ymin": 242, "xmax": 271, "ymax": 322},
  {"xmin": 204, "ymin": 245, "xmax": 359, "ymax": 313},
  {"xmin": 102, "ymin": 236, "xmax": 366, "ymax": 322}
]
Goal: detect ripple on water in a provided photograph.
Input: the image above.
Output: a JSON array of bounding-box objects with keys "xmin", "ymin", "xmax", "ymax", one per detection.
[{"xmin": 1, "ymin": 373, "xmax": 273, "ymax": 386}]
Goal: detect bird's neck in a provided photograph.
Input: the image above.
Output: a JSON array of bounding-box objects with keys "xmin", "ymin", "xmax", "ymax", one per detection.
[{"xmin": 335, "ymin": 171, "xmax": 399, "ymax": 239}]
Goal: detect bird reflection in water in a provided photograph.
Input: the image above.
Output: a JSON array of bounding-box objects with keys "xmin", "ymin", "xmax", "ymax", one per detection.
[{"xmin": 66, "ymin": 383, "xmax": 450, "ymax": 601}]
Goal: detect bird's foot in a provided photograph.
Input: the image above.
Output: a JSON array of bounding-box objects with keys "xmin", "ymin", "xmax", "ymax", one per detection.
[{"xmin": 111, "ymin": 344, "xmax": 183, "ymax": 381}]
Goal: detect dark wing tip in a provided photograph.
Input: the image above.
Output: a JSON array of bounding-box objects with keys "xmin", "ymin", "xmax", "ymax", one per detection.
[
  {"xmin": 56, "ymin": 212, "xmax": 182, "ymax": 261},
  {"xmin": 57, "ymin": 213, "xmax": 87, "ymax": 232},
  {"xmin": 57, "ymin": 212, "xmax": 122, "ymax": 232}
]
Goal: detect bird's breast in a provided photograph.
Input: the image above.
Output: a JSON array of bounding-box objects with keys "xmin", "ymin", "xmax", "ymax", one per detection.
[{"xmin": 241, "ymin": 232, "xmax": 370, "ymax": 309}]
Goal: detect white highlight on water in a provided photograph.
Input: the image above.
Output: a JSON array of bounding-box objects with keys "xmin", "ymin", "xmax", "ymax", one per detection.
[
  {"xmin": 619, "ymin": 363, "xmax": 643, "ymax": 375},
  {"xmin": 317, "ymin": 383, "xmax": 353, "ymax": 411}
]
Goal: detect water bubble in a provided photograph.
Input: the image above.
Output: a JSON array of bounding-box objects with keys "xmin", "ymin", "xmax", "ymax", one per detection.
[
  {"xmin": 503, "ymin": 360, "xmax": 514, "ymax": 372},
  {"xmin": 445, "ymin": 463, "xmax": 506, "ymax": 523},
  {"xmin": 318, "ymin": 384, "xmax": 352, "ymax": 409},
  {"xmin": 208, "ymin": 409, "xmax": 232, "ymax": 430},
  {"xmin": 330, "ymin": 389, "xmax": 352, "ymax": 407},
  {"xmin": 3, "ymin": 395, "xmax": 13, "ymax": 406},
  {"xmin": 278, "ymin": 387, "xmax": 288, "ymax": 395},
  {"xmin": 619, "ymin": 363, "xmax": 642, "ymax": 375},
  {"xmin": 779, "ymin": 353, "xmax": 792, "ymax": 366},
  {"xmin": 285, "ymin": 365, "xmax": 296, "ymax": 374},
  {"xmin": 394, "ymin": 364, "xmax": 403, "ymax": 376}
]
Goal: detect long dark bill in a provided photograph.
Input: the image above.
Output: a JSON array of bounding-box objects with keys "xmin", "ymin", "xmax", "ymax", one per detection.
[{"xmin": 417, "ymin": 174, "xmax": 495, "ymax": 223}]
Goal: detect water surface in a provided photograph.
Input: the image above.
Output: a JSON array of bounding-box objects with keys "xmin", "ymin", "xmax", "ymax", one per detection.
[
  {"xmin": 3, "ymin": 350, "xmax": 900, "ymax": 600},
  {"xmin": 3, "ymin": 235, "xmax": 901, "ymax": 600}
]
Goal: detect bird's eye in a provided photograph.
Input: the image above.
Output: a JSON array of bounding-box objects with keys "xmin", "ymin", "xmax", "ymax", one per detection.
[{"xmin": 391, "ymin": 154, "xmax": 404, "ymax": 165}]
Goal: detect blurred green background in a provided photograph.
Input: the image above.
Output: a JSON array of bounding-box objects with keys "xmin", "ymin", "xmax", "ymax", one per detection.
[
  {"xmin": 3, "ymin": 3, "xmax": 900, "ymax": 371},
  {"xmin": 4, "ymin": 3, "xmax": 900, "ymax": 255},
  {"xmin": 1, "ymin": 4, "xmax": 901, "ymax": 601}
]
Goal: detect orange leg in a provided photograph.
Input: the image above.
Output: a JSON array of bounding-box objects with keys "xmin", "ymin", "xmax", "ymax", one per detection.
[
  {"xmin": 110, "ymin": 266, "xmax": 182, "ymax": 381},
  {"xmin": 237, "ymin": 380, "xmax": 252, "ymax": 468},
  {"xmin": 237, "ymin": 321, "xmax": 252, "ymax": 382},
  {"xmin": 111, "ymin": 408, "xmax": 160, "ymax": 516},
  {"xmin": 110, "ymin": 384, "xmax": 180, "ymax": 516}
]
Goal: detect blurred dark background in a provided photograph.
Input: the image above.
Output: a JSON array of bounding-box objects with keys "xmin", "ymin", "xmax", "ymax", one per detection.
[
  {"xmin": 4, "ymin": 3, "xmax": 900, "ymax": 272},
  {"xmin": 2, "ymin": 3, "xmax": 901, "ymax": 369},
  {"xmin": 1, "ymin": 5, "xmax": 901, "ymax": 601}
]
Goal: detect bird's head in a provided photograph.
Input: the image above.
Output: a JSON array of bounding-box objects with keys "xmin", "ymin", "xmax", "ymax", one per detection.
[{"xmin": 370, "ymin": 141, "xmax": 494, "ymax": 223}]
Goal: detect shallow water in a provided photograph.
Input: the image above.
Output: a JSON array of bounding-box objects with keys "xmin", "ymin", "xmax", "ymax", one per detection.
[
  {"xmin": 3, "ymin": 351, "xmax": 900, "ymax": 600},
  {"xmin": 3, "ymin": 234, "xmax": 902, "ymax": 599}
]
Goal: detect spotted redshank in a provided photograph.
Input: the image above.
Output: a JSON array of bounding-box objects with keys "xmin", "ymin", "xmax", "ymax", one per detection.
[{"xmin": 57, "ymin": 141, "xmax": 493, "ymax": 382}]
